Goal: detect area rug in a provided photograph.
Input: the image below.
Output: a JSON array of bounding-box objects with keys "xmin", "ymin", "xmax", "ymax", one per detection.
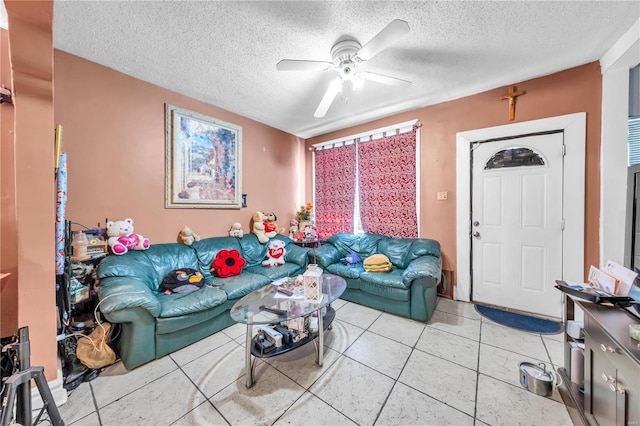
[{"xmin": 475, "ymin": 304, "xmax": 562, "ymax": 334}]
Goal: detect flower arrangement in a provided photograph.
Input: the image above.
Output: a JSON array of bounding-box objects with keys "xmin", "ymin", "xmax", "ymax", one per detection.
[{"xmin": 295, "ymin": 202, "xmax": 313, "ymax": 221}]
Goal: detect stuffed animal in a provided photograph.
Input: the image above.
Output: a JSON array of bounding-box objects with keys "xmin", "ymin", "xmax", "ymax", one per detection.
[
  {"xmin": 262, "ymin": 239, "xmax": 286, "ymax": 267},
  {"xmin": 303, "ymin": 224, "xmax": 318, "ymax": 240},
  {"xmin": 229, "ymin": 222, "xmax": 244, "ymax": 238},
  {"xmin": 250, "ymin": 211, "xmax": 269, "ymax": 244},
  {"xmin": 178, "ymin": 226, "xmax": 200, "ymax": 246},
  {"xmin": 289, "ymin": 218, "xmax": 299, "ymax": 238},
  {"xmin": 263, "ymin": 211, "xmax": 285, "ymax": 236},
  {"xmin": 106, "ymin": 218, "xmax": 149, "ymax": 255},
  {"xmin": 340, "ymin": 253, "xmax": 361, "ymax": 265}
]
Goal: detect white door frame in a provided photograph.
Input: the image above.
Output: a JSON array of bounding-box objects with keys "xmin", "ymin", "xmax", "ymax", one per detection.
[{"xmin": 455, "ymin": 113, "xmax": 586, "ymax": 302}]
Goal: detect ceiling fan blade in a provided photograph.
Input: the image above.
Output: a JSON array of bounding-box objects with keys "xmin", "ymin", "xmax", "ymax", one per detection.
[
  {"xmin": 357, "ymin": 19, "xmax": 410, "ymax": 61},
  {"xmin": 314, "ymin": 79, "xmax": 340, "ymax": 118},
  {"xmin": 359, "ymin": 72, "xmax": 412, "ymax": 88},
  {"xmin": 276, "ymin": 60, "xmax": 332, "ymax": 71}
]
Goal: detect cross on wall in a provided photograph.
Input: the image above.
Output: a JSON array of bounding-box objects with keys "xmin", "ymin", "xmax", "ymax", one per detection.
[{"xmin": 500, "ymin": 85, "xmax": 526, "ymax": 121}]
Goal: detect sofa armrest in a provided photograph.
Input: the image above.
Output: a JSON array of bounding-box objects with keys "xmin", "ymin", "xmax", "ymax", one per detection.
[
  {"xmin": 313, "ymin": 243, "xmax": 342, "ymax": 268},
  {"xmin": 98, "ymin": 276, "xmax": 162, "ymax": 318},
  {"xmin": 284, "ymin": 243, "xmax": 311, "ymax": 267},
  {"xmin": 402, "ymin": 255, "xmax": 442, "ymax": 287}
]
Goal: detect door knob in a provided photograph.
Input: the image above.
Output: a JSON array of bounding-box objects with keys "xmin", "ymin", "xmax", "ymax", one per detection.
[{"xmin": 472, "ymin": 231, "xmax": 480, "ymax": 238}]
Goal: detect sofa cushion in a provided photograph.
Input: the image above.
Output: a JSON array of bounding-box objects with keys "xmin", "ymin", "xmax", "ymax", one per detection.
[
  {"xmin": 210, "ymin": 271, "xmax": 271, "ymax": 300},
  {"xmin": 191, "ymin": 237, "xmax": 243, "ymax": 279},
  {"xmin": 98, "ymin": 244, "xmax": 200, "ymax": 291},
  {"xmin": 237, "ymin": 233, "xmax": 271, "ymax": 267},
  {"xmin": 324, "ymin": 263, "xmax": 364, "ymax": 280},
  {"xmin": 325, "ymin": 233, "xmax": 387, "ymax": 259},
  {"xmin": 244, "ymin": 263, "xmax": 301, "ymax": 281},
  {"xmin": 156, "ymin": 299, "xmax": 233, "ymax": 335},
  {"xmin": 378, "ymin": 239, "xmax": 413, "ymax": 269},
  {"xmin": 156, "ymin": 285, "xmax": 228, "ymax": 318},
  {"xmin": 360, "ymin": 269, "xmax": 409, "ymax": 289}
]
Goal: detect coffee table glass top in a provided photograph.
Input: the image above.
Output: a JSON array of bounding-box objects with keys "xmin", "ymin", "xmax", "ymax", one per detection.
[{"xmin": 230, "ymin": 274, "xmax": 346, "ymax": 325}]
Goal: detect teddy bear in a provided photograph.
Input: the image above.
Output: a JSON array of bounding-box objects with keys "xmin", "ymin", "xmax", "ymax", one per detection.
[
  {"xmin": 178, "ymin": 226, "xmax": 200, "ymax": 246},
  {"xmin": 228, "ymin": 222, "xmax": 244, "ymax": 238},
  {"xmin": 106, "ymin": 218, "xmax": 150, "ymax": 255},
  {"xmin": 250, "ymin": 211, "xmax": 269, "ymax": 244},
  {"xmin": 262, "ymin": 239, "xmax": 286, "ymax": 267},
  {"xmin": 263, "ymin": 211, "xmax": 285, "ymax": 236}
]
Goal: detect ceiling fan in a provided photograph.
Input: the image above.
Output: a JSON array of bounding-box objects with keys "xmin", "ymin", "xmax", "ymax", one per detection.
[{"xmin": 276, "ymin": 19, "xmax": 412, "ymax": 118}]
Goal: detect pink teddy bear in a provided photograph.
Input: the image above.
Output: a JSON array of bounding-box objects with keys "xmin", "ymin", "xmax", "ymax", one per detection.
[{"xmin": 106, "ymin": 218, "xmax": 150, "ymax": 255}]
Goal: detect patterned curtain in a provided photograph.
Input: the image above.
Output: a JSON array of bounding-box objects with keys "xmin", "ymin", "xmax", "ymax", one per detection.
[
  {"xmin": 314, "ymin": 144, "xmax": 356, "ymax": 239},
  {"xmin": 358, "ymin": 129, "xmax": 418, "ymax": 238}
]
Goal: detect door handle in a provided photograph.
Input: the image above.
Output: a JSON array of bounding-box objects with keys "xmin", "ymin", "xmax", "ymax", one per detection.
[{"xmin": 472, "ymin": 231, "xmax": 480, "ymax": 238}]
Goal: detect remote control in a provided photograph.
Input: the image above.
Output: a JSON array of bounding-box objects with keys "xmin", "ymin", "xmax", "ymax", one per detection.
[
  {"xmin": 277, "ymin": 287, "xmax": 293, "ymax": 296},
  {"xmin": 259, "ymin": 305, "xmax": 287, "ymax": 316}
]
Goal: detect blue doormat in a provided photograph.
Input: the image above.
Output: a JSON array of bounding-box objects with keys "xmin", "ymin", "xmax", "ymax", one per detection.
[{"xmin": 475, "ymin": 304, "xmax": 562, "ymax": 334}]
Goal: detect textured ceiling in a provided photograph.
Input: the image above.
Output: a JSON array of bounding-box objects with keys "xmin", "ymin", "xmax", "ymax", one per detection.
[{"xmin": 53, "ymin": 1, "xmax": 639, "ymax": 139}]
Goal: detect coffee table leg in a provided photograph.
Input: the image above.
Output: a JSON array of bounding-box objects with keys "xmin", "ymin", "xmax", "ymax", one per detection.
[
  {"xmin": 245, "ymin": 320, "xmax": 253, "ymax": 388},
  {"xmin": 316, "ymin": 308, "xmax": 324, "ymax": 367}
]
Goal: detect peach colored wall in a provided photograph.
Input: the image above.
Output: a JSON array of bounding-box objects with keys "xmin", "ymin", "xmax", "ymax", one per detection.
[
  {"xmin": 4, "ymin": 0, "xmax": 57, "ymax": 378},
  {"xmin": 0, "ymin": 28, "xmax": 19, "ymax": 337},
  {"xmin": 54, "ymin": 50, "xmax": 305, "ymax": 243},
  {"xmin": 307, "ymin": 62, "xmax": 602, "ymax": 280}
]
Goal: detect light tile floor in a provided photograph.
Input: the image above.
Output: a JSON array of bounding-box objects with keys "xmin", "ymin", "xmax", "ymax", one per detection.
[{"xmin": 54, "ymin": 298, "xmax": 573, "ymax": 425}]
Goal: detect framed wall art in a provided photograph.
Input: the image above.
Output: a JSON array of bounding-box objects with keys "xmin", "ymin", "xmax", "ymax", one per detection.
[{"xmin": 165, "ymin": 104, "xmax": 242, "ymax": 208}]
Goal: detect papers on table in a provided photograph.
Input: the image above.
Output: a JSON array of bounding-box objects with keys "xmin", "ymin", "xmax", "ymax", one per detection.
[
  {"xmin": 604, "ymin": 260, "xmax": 637, "ymax": 297},
  {"xmin": 271, "ymin": 278, "xmax": 289, "ymax": 286},
  {"xmin": 586, "ymin": 261, "xmax": 638, "ymax": 296}
]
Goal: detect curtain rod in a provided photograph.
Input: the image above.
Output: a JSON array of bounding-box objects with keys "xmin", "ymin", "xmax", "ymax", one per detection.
[{"xmin": 311, "ymin": 119, "xmax": 420, "ymax": 150}]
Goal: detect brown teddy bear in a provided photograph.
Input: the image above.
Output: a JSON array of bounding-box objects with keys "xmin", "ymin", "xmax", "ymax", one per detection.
[
  {"xmin": 263, "ymin": 211, "xmax": 285, "ymax": 235},
  {"xmin": 250, "ymin": 211, "xmax": 269, "ymax": 244},
  {"xmin": 178, "ymin": 226, "xmax": 200, "ymax": 246}
]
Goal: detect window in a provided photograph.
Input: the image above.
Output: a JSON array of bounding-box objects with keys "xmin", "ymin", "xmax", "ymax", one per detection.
[
  {"xmin": 484, "ymin": 147, "xmax": 545, "ymax": 169},
  {"xmin": 313, "ymin": 121, "xmax": 419, "ymax": 238},
  {"xmin": 629, "ymin": 117, "xmax": 640, "ymax": 166}
]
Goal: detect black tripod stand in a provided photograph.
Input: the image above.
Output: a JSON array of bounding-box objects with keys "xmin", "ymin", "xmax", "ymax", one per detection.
[{"xmin": 0, "ymin": 327, "xmax": 64, "ymax": 426}]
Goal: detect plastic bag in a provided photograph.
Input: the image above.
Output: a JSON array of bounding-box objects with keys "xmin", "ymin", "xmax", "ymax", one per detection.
[{"xmin": 76, "ymin": 322, "xmax": 116, "ymax": 369}]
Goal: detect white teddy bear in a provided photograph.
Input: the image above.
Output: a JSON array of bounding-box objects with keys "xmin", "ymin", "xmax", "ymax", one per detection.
[
  {"xmin": 229, "ymin": 222, "xmax": 244, "ymax": 238},
  {"xmin": 262, "ymin": 240, "xmax": 286, "ymax": 267},
  {"xmin": 106, "ymin": 218, "xmax": 150, "ymax": 255}
]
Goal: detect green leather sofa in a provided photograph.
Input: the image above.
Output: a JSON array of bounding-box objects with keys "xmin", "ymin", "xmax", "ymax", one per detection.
[
  {"xmin": 97, "ymin": 234, "xmax": 309, "ymax": 370},
  {"xmin": 313, "ymin": 233, "xmax": 442, "ymax": 322}
]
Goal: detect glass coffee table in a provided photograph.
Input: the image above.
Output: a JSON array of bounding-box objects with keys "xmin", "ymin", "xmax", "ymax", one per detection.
[{"xmin": 230, "ymin": 274, "xmax": 346, "ymax": 388}]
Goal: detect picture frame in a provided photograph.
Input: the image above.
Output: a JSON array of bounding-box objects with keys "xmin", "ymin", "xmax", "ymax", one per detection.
[{"xmin": 165, "ymin": 104, "xmax": 242, "ymax": 208}]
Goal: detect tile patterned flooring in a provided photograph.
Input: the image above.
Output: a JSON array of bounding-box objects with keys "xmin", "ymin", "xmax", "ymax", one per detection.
[{"xmin": 55, "ymin": 298, "xmax": 573, "ymax": 425}]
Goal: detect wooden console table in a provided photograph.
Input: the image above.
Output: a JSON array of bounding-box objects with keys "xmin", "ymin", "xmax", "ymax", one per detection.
[{"xmin": 559, "ymin": 294, "xmax": 640, "ymax": 425}]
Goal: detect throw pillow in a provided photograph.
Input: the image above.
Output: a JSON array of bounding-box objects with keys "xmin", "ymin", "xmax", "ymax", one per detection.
[
  {"xmin": 212, "ymin": 249, "xmax": 246, "ymax": 278},
  {"xmin": 363, "ymin": 254, "xmax": 392, "ymax": 272},
  {"xmin": 160, "ymin": 268, "xmax": 204, "ymax": 294}
]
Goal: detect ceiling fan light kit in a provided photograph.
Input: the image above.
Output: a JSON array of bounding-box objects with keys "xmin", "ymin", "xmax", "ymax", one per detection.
[{"xmin": 277, "ymin": 19, "xmax": 412, "ymax": 118}]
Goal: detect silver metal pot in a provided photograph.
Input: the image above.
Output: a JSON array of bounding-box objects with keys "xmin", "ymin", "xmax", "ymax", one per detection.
[{"xmin": 518, "ymin": 362, "xmax": 559, "ymax": 397}]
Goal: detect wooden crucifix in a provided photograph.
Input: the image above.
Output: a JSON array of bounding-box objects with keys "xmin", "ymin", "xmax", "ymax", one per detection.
[{"xmin": 500, "ymin": 85, "xmax": 526, "ymax": 121}]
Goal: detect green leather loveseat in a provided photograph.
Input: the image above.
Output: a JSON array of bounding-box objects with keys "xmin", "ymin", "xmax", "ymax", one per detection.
[
  {"xmin": 97, "ymin": 234, "xmax": 309, "ymax": 370},
  {"xmin": 313, "ymin": 233, "xmax": 442, "ymax": 322}
]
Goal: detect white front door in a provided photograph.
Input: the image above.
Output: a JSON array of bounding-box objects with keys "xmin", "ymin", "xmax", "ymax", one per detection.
[{"xmin": 471, "ymin": 133, "xmax": 564, "ymax": 318}]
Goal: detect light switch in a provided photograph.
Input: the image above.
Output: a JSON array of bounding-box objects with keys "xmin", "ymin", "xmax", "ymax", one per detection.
[{"xmin": 437, "ymin": 191, "xmax": 448, "ymax": 201}]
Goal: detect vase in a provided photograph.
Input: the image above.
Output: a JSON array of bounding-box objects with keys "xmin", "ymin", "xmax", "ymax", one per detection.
[{"xmin": 298, "ymin": 220, "xmax": 310, "ymax": 232}]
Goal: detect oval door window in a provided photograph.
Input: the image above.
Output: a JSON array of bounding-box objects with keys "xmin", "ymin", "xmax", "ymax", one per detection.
[{"xmin": 484, "ymin": 146, "xmax": 546, "ymax": 170}]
